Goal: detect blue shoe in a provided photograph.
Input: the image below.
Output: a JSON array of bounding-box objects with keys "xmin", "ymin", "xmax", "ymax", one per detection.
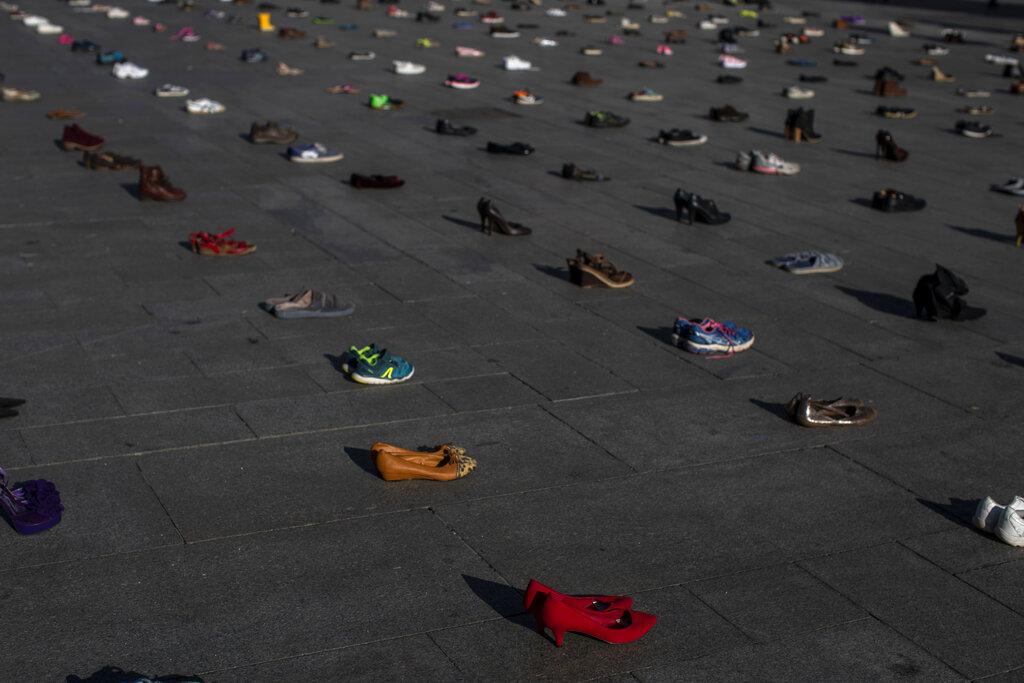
[
  {"xmin": 672, "ymin": 317, "xmax": 754, "ymax": 355},
  {"xmin": 351, "ymin": 347, "xmax": 415, "ymax": 384},
  {"xmin": 341, "ymin": 344, "xmax": 379, "ymax": 373}
]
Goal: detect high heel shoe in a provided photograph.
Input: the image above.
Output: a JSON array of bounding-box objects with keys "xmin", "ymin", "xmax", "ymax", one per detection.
[
  {"xmin": 539, "ymin": 592, "xmax": 656, "ymax": 647},
  {"xmin": 524, "ymin": 579, "xmax": 632, "ymax": 634},
  {"xmin": 673, "ymin": 188, "xmax": 730, "ymax": 225},
  {"xmin": 566, "ymin": 250, "xmax": 635, "ymax": 288},
  {"xmin": 783, "ymin": 107, "xmax": 823, "ymax": 142},
  {"xmin": 475, "ymin": 197, "xmax": 532, "ymax": 236},
  {"xmin": 875, "ymin": 130, "xmax": 908, "ymax": 161}
]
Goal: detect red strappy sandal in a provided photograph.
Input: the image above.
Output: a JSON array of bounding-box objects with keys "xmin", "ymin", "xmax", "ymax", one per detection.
[{"xmin": 188, "ymin": 229, "xmax": 257, "ymax": 256}]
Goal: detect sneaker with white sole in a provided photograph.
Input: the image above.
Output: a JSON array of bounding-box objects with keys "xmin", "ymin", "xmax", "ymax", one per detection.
[
  {"xmin": 784, "ymin": 85, "xmax": 814, "ymax": 98},
  {"xmin": 718, "ymin": 55, "xmax": 746, "ymax": 68},
  {"xmin": 751, "ymin": 149, "xmax": 800, "ymax": 175},
  {"xmin": 186, "ymin": 97, "xmax": 225, "ymax": 113},
  {"xmin": 155, "ymin": 83, "xmax": 189, "ymax": 97},
  {"xmin": 350, "ymin": 347, "xmax": 415, "ymax": 384},
  {"xmin": 996, "ymin": 496, "xmax": 1024, "ymax": 546},
  {"xmin": 672, "ymin": 317, "xmax": 754, "ymax": 356},
  {"xmin": 287, "ymin": 142, "xmax": 344, "ymax": 163},
  {"xmin": 392, "ymin": 60, "xmax": 425, "ymax": 74},
  {"xmin": 503, "ymin": 55, "xmax": 533, "ymax": 70},
  {"xmin": 112, "ymin": 62, "xmax": 148, "ymax": 79}
]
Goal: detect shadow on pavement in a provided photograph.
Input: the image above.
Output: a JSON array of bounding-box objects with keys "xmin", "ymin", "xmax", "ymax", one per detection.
[
  {"xmin": 749, "ymin": 397, "xmax": 791, "ymax": 421},
  {"xmin": 533, "ymin": 263, "xmax": 571, "ymax": 282},
  {"xmin": 344, "ymin": 446, "xmax": 378, "ymax": 477},
  {"xmin": 948, "ymin": 224, "xmax": 1016, "ymax": 244},
  {"xmin": 996, "ymin": 351, "xmax": 1024, "ymax": 368},
  {"xmin": 916, "ymin": 497, "xmax": 979, "ymax": 529},
  {"xmin": 462, "ymin": 574, "xmax": 534, "ymax": 622},
  {"xmin": 835, "ymin": 285, "xmax": 914, "ymax": 317},
  {"xmin": 633, "ymin": 205, "xmax": 676, "ymax": 221},
  {"xmin": 636, "ymin": 325, "xmax": 674, "ymax": 346}
]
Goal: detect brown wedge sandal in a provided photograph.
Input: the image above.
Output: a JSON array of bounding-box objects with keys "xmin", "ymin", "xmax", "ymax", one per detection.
[
  {"xmin": 371, "ymin": 442, "xmax": 477, "ymax": 481},
  {"xmin": 785, "ymin": 392, "xmax": 877, "ymax": 427},
  {"xmin": 567, "ymin": 250, "xmax": 635, "ymax": 288}
]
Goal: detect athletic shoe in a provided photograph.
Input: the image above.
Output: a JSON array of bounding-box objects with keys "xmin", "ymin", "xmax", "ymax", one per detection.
[
  {"xmin": 513, "ymin": 89, "xmax": 541, "ymax": 104},
  {"xmin": 767, "ymin": 250, "xmax": 843, "ymax": 274},
  {"xmin": 445, "ymin": 73, "xmax": 479, "ymax": 89},
  {"xmin": 658, "ymin": 128, "xmax": 706, "ymax": 146},
  {"xmin": 287, "ymin": 142, "xmax": 343, "ymax": 163},
  {"xmin": 784, "ymin": 85, "xmax": 814, "ymax": 98},
  {"xmin": 369, "ymin": 93, "xmax": 403, "ymax": 109},
  {"xmin": 341, "ymin": 344, "xmax": 379, "ymax": 373},
  {"xmin": 392, "ymin": 60, "xmax": 425, "ymax": 75},
  {"xmin": 718, "ymin": 55, "xmax": 746, "ymax": 69},
  {"xmin": 997, "ymin": 500, "xmax": 1024, "ymax": 547},
  {"xmin": 456, "ymin": 46, "xmax": 484, "ymax": 57},
  {"xmin": 991, "ymin": 177, "xmax": 1024, "ymax": 195},
  {"xmin": 503, "ymin": 55, "xmax": 533, "ymax": 70},
  {"xmin": 751, "ymin": 150, "xmax": 799, "ymax": 175},
  {"xmin": 672, "ymin": 317, "xmax": 754, "ymax": 355},
  {"xmin": 956, "ymin": 120, "xmax": 991, "ymax": 138},
  {"xmin": 186, "ymin": 97, "xmax": 225, "ymax": 114},
  {"xmin": 585, "ymin": 110, "xmax": 629, "ymax": 128},
  {"xmin": 350, "ymin": 347, "xmax": 415, "ymax": 384},
  {"xmin": 155, "ymin": 83, "xmax": 189, "ymax": 97},
  {"xmin": 112, "ymin": 62, "xmax": 148, "ymax": 79}
]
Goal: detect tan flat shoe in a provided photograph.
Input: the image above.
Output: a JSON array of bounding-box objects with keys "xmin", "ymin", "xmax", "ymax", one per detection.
[
  {"xmin": 47, "ymin": 108, "xmax": 85, "ymax": 119},
  {"xmin": 372, "ymin": 442, "xmax": 477, "ymax": 481},
  {"xmin": 785, "ymin": 392, "xmax": 876, "ymax": 427}
]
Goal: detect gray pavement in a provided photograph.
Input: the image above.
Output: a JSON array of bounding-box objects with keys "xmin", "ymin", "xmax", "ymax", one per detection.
[{"xmin": 2, "ymin": 0, "xmax": 1024, "ymax": 679}]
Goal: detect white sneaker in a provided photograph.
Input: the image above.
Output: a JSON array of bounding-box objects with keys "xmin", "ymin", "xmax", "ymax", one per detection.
[
  {"xmin": 531, "ymin": 37, "xmax": 557, "ymax": 47},
  {"xmin": 751, "ymin": 150, "xmax": 800, "ymax": 175},
  {"xmin": 784, "ymin": 85, "xmax": 814, "ymax": 98},
  {"xmin": 392, "ymin": 60, "xmax": 425, "ymax": 74},
  {"xmin": 973, "ymin": 496, "xmax": 1004, "ymax": 532},
  {"xmin": 37, "ymin": 22, "xmax": 62, "ymax": 33},
  {"xmin": 889, "ymin": 20, "xmax": 910, "ymax": 37},
  {"xmin": 155, "ymin": 83, "xmax": 189, "ymax": 97},
  {"xmin": 107, "ymin": 6, "xmax": 129, "ymax": 18},
  {"xmin": 502, "ymin": 55, "xmax": 533, "ymax": 70},
  {"xmin": 186, "ymin": 97, "xmax": 225, "ymax": 113},
  {"xmin": 986, "ymin": 53, "xmax": 1020, "ymax": 65},
  {"xmin": 22, "ymin": 14, "xmax": 48, "ymax": 25},
  {"xmin": 112, "ymin": 62, "xmax": 148, "ymax": 79},
  {"xmin": 996, "ymin": 497, "xmax": 1024, "ymax": 546},
  {"xmin": 545, "ymin": 7, "xmax": 565, "ymax": 16}
]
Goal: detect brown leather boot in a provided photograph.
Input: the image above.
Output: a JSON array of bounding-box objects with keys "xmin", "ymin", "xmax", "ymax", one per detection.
[
  {"xmin": 874, "ymin": 78, "xmax": 907, "ymax": 97},
  {"xmin": 138, "ymin": 165, "xmax": 186, "ymax": 201}
]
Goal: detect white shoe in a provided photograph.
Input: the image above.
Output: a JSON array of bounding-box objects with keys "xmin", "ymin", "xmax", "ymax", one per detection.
[
  {"xmin": 502, "ymin": 55, "xmax": 533, "ymax": 70},
  {"xmin": 22, "ymin": 14, "xmax": 49, "ymax": 25},
  {"xmin": 996, "ymin": 498, "xmax": 1024, "ymax": 546},
  {"xmin": 973, "ymin": 496, "xmax": 1003, "ymax": 531},
  {"xmin": 36, "ymin": 22, "xmax": 62, "ymax": 33},
  {"xmin": 107, "ymin": 6, "xmax": 129, "ymax": 18},
  {"xmin": 112, "ymin": 61, "xmax": 148, "ymax": 79},
  {"xmin": 718, "ymin": 55, "xmax": 746, "ymax": 69},
  {"xmin": 751, "ymin": 150, "xmax": 800, "ymax": 175},
  {"xmin": 889, "ymin": 20, "xmax": 910, "ymax": 37},
  {"xmin": 532, "ymin": 37, "xmax": 557, "ymax": 47},
  {"xmin": 545, "ymin": 7, "xmax": 565, "ymax": 16},
  {"xmin": 392, "ymin": 60, "xmax": 425, "ymax": 74},
  {"xmin": 155, "ymin": 83, "xmax": 189, "ymax": 97},
  {"xmin": 784, "ymin": 85, "xmax": 814, "ymax": 99},
  {"xmin": 986, "ymin": 53, "xmax": 1020, "ymax": 65},
  {"xmin": 186, "ymin": 97, "xmax": 225, "ymax": 113}
]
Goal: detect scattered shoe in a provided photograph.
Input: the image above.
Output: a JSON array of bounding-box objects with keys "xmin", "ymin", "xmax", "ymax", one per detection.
[
  {"xmin": 513, "ymin": 89, "xmax": 542, "ymax": 104},
  {"xmin": 872, "ymin": 189, "xmax": 926, "ymax": 212},
  {"xmin": 393, "ymin": 60, "xmax": 426, "ymax": 75},
  {"xmin": 287, "ymin": 142, "xmax": 343, "ymax": 162},
  {"xmin": 241, "ymin": 48, "xmax": 269, "ymax": 62},
  {"xmin": 436, "ymin": 118, "xmax": 477, "ymax": 136},
  {"xmin": 314, "ymin": 35, "xmax": 335, "ymax": 48},
  {"xmin": 325, "ymin": 84, "xmax": 359, "ymax": 94},
  {"xmin": 372, "ymin": 443, "xmax": 476, "ymax": 481},
  {"xmin": 477, "ymin": 197, "xmax": 531, "ymax": 235},
  {"xmin": 784, "ymin": 107, "xmax": 822, "ymax": 142},
  {"xmin": 567, "ymin": 250, "xmax": 633, "ymax": 288},
  {"xmin": 46, "ymin": 108, "xmax": 85, "ymax": 119},
  {"xmin": 112, "ymin": 61, "xmax": 148, "ymax": 79},
  {"xmin": 189, "ymin": 229, "xmax": 257, "ymax": 255},
  {"xmin": 673, "ymin": 188, "xmax": 729, "ymax": 224},
  {"xmin": 991, "ymin": 178, "xmax": 1024, "ymax": 196},
  {"xmin": 61, "ymin": 124, "xmax": 104, "ymax": 151},
  {"xmin": 786, "ymin": 393, "xmax": 877, "ymax": 427},
  {"xmin": 913, "ymin": 264, "xmax": 986, "ymax": 321},
  {"xmin": 877, "ymin": 106, "xmax": 916, "ymax": 119},
  {"xmin": 250, "ymin": 120, "xmax": 298, "ymax": 144},
  {"xmin": 456, "ymin": 45, "xmax": 484, "ymax": 57},
  {"xmin": 276, "ymin": 61, "xmax": 303, "ymax": 75},
  {"xmin": 768, "ymin": 250, "xmax": 842, "ymax": 273},
  {"xmin": 349, "ymin": 50, "xmax": 376, "ymax": 61},
  {"xmin": 503, "ymin": 55, "xmax": 533, "ymax": 71},
  {"xmin": 629, "ymin": 88, "xmax": 662, "ymax": 102},
  {"xmin": 957, "ymin": 120, "xmax": 992, "ymax": 138},
  {"xmin": 750, "ymin": 149, "xmax": 799, "ymax": 175},
  {"xmin": 931, "ymin": 65, "xmax": 956, "ymax": 82},
  {"xmin": 957, "ymin": 88, "xmax": 990, "ymax": 98},
  {"xmin": 585, "ymin": 110, "xmax": 629, "ymax": 128},
  {"xmin": 265, "ymin": 288, "xmax": 354, "ymax": 317},
  {"xmin": 155, "ymin": 84, "xmax": 189, "ymax": 97},
  {"xmin": 138, "ymin": 164, "xmax": 186, "ymax": 201},
  {"xmin": 718, "ymin": 55, "xmax": 746, "ymax": 68},
  {"xmin": 784, "ymin": 85, "xmax": 814, "ymax": 98},
  {"xmin": 658, "ymin": 129, "xmax": 706, "ymax": 146},
  {"xmin": 186, "ymin": 97, "xmax": 225, "ymax": 114},
  {"xmin": 445, "ymin": 73, "xmax": 479, "ymax": 89},
  {"xmin": 351, "ymin": 173, "xmax": 405, "ymax": 188},
  {"xmin": 0, "ymin": 466, "xmax": 64, "ymax": 535},
  {"xmin": 672, "ymin": 317, "xmax": 753, "ymax": 355},
  {"xmin": 710, "ymin": 104, "xmax": 747, "ymax": 122},
  {"xmin": 875, "ymin": 130, "xmax": 907, "ymax": 161},
  {"xmin": 369, "ymin": 93, "xmax": 403, "ymax": 109},
  {"xmin": 82, "ymin": 150, "xmax": 140, "ymax": 170},
  {"xmin": 486, "ymin": 141, "xmax": 534, "ymax": 155},
  {"xmin": 561, "ymin": 162, "xmax": 609, "ymax": 181},
  {"xmin": 350, "ymin": 348, "xmax": 414, "ymax": 384}
]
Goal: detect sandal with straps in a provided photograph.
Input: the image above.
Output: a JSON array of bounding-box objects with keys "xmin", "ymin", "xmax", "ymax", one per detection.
[
  {"xmin": 567, "ymin": 250, "xmax": 635, "ymax": 288},
  {"xmin": 189, "ymin": 229, "xmax": 257, "ymax": 256}
]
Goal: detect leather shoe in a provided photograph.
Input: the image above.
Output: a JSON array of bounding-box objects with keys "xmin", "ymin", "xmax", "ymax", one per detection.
[
  {"xmin": 436, "ymin": 118, "xmax": 477, "ymax": 136},
  {"xmin": 351, "ymin": 173, "xmax": 405, "ymax": 188},
  {"xmin": 486, "ymin": 141, "xmax": 534, "ymax": 155},
  {"xmin": 83, "ymin": 150, "xmax": 141, "ymax": 170},
  {"xmin": 138, "ymin": 165, "xmax": 186, "ymax": 201},
  {"xmin": 62, "ymin": 124, "xmax": 104, "ymax": 151},
  {"xmin": 250, "ymin": 120, "xmax": 298, "ymax": 144},
  {"xmin": 372, "ymin": 442, "xmax": 477, "ymax": 481}
]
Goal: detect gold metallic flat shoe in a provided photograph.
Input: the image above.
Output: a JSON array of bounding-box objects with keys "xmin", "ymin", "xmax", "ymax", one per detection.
[
  {"xmin": 372, "ymin": 442, "xmax": 477, "ymax": 481},
  {"xmin": 785, "ymin": 392, "xmax": 876, "ymax": 427}
]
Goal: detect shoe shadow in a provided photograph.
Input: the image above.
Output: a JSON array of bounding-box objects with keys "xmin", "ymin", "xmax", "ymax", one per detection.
[
  {"xmin": 746, "ymin": 126, "xmax": 785, "ymax": 139},
  {"xmin": 441, "ymin": 214, "xmax": 483, "ymax": 232},
  {"xmin": 996, "ymin": 351, "xmax": 1024, "ymax": 368},
  {"xmin": 749, "ymin": 397, "xmax": 791, "ymax": 421},
  {"xmin": 177, "ymin": 240, "xmax": 194, "ymax": 253},
  {"xmin": 832, "ymin": 148, "xmax": 878, "ymax": 159},
  {"xmin": 948, "ymin": 224, "xmax": 1016, "ymax": 244},
  {"xmin": 636, "ymin": 325, "xmax": 674, "ymax": 346},
  {"xmin": 633, "ymin": 204, "xmax": 677, "ymax": 221},
  {"xmin": 849, "ymin": 197, "xmax": 874, "ymax": 209},
  {"xmin": 324, "ymin": 351, "xmax": 354, "ymax": 374},
  {"xmin": 343, "ymin": 445, "xmax": 379, "ymax": 477},
  {"xmin": 916, "ymin": 497, "xmax": 979, "ymax": 529},
  {"xmin": 120, "ymin": 183, "xmax": 141, "ymax": 199},
  {"xmin": 533, "ymin": 263, "xmax": 571, "ymax": 282},
  {"xmin": 835, "ymin": 285, "xmax": 915, "ymax": 317},
  {"xmin": 462, "ymin": 574, "xmax": 534, "ymax": 621}
]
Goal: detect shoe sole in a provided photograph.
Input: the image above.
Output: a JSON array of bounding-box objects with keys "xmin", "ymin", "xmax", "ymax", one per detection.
[
  {"xmin": 62, "ymin": 141, "xmax": 104, "ymax": 151},
  {"xmin": 751, "ymin": 165, "xmax": 798, "ymax": 175},
  {"xmin": 156, "ymin": 92, "xmax": 188, "ymax": 97},
  {"xmin": 662, "ymin": 138, "xmax": 707, "ymax": 146},
  {"xmin": 351, "ymin": 368, "xmax": 414, "ymax": 384},
  {"xmin": 289, "ymin": 154, "xmax": 344, "ymax": 163},
  {"xmin": 671, "ymin": 332, "xmax": 754, "ymax": 354}
]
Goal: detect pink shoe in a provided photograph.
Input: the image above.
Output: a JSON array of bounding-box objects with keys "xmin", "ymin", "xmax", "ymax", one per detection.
[
  {"xmin": 456, "ymin": 45, "xmax": 484, "ymax": 57},
  {"xmin": 132, "ymin": 15, "xmax": 150, "ymax": 25},
  {"xmin": 656, "ymin": 44, "xmax": 673, "ymax": 55},
  {"xmin": 204, "ymin": 41, "xmax": 224, "ymax": 50},
  {"xmin": 170, "ymin": 26, "xmax": 195, "ymax": 40},
  {"xmin": 607, "ymin": 35, "xmax": 623, "ymax": 45},
  {"xmin": 58, "ymin": 33, "xmax": 75, "ymax": 44},
  {"xmin": 153, "ymin": 22, "xmax": 167, "ymax": 31}
]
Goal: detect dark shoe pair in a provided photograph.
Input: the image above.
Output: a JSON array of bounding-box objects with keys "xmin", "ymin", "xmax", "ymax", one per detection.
[
  {"xmin": 71, "ymin": 40, "xmax": 101, "ymax": 53},
  {"xmin": 709, "ymin": 105, "xmax": 748, "ymax": 122},
  {"xmin": 717, "ymin": 75, "xmax": 742, "ymax": 84},
  {"xmin": 435, "ymin": 118, "xmax": 477, "ymax": 136},
  {"xmin": 250, "ymin": 121, "xmax": 298, "ymax": 144},
  {"xmin": 871, "ymin": 189, "xmax": 925, "ymax": 212},
  {"xmin": 487, "ymin": 141, "xmax": 534, "ymax": 155},
  {"xmin": 562, "ymin": 162, "xmax": 609, "ymax": 181},
  {"xmin": 584, "ymin": 111, "xmax": 629, "ymax": 128},
  {"xmin": 139, "ymin": 165, "xmax": 186, "ymax": 201},
  {"xmin": 571, "ymin": 71, "xmax": 603, "ymax": 86},
  {"xmin": 83, "ymin": 150, "xmax": 141, "ymax": 170},
  {"xmin": 913, "ymin": 264, "xmax": 985, "ymax": 321},
  {"xmin": 351, "ymin": 174, "xmax": 405, "ymax": 188},
  {"xmin": 241, "ymin": 48, "xmax": 269, "ymax": 62},
  {"xmin": 62, "ymin": 124, "xmax": 104, "ymax": 151}
]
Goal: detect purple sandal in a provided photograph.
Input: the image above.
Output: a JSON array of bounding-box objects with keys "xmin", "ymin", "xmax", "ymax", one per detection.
[{"xmin": 0, "ymin": 467, "xmax": 64, "ymax": 535}]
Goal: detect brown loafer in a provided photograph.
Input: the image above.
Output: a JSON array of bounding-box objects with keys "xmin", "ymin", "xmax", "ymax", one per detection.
[
  {"xmin": 785, "ymin": 392, "xmax": 877, "ymax": 427},
  {"xmin": 372, "ymin": 442, "xmax": 477, "ymax": 481}
]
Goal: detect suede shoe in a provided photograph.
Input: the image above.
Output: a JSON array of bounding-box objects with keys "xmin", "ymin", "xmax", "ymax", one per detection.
[
  {"xmin": 138, "ymin": 165, "xmax": 186, "ymax": 201},
  {"xmin": 871, "ymin": 188, "xmax": 926, "ymax": 212},
  {"xmin": 62, "ymin": 124, "xmax": 104, "ymax": 151},
  {"xmin": 250, "ymin": 120, "xmax": 298, "ymax": 144},
  {"xmin": 83, "ymin": 150, "xmax": 141, "ymax": 170},
  {"xmin": 351, "ymin": 174, "xmax": 405, "ymax": 188},
  {"xmin": 571, "ymin": 71, "xmax": 603, "ymax": 86},
  {"xmin": 710, "ymin": 104, "xmax": 748, "ymax": 122}
]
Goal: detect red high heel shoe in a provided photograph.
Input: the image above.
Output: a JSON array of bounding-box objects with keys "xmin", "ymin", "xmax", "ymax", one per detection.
[
  {"xmin": 539, "ymin": 592, "xmax": 656, "ymax": 647},
  {"xmin": 524, "ymin": 579, "xmax": 632, "ymax": 633}
]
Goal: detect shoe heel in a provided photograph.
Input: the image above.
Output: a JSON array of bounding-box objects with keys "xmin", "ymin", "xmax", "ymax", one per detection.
[
  {"xmin": 568, "ymin": 262, "xmax": 601, "ymax": 288},
  {"xmin": 792, "ymin": 127, "xmax": 803, "ymax": 142},
  {"xmin": 551, "ymin": 628, "xmax": 565, "ymax": 647}
]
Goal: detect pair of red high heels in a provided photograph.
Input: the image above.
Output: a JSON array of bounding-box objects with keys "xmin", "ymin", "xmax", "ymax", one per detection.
[{"xmin": 523, "ymin": 579, "xmax": 656, "ymax": 647}]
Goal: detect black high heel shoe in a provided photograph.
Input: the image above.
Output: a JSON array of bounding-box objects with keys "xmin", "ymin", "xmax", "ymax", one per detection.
[
  {"xmin": 476, "ymin": 197, "xmax": 532, "ymax": 236},
  {"xmin": 673, "ymin": 188, "xmax": 731, "ymax": 225}
]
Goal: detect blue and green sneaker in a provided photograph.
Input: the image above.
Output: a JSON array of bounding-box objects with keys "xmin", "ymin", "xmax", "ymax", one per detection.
[
  {"xmin": 342, "ymin": 344, "xmax": 379, "ymax": 374},
  {"xmin": 350, "ymin": 347, "xmax": 415, "ymax": 384}
]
